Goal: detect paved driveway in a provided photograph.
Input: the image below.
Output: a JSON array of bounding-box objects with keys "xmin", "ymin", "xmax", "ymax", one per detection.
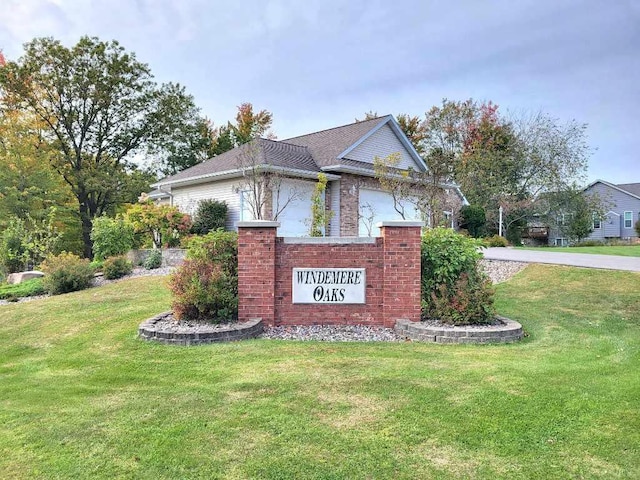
[{"xmin": 482, "ymin": 248, "xmax": 640, "ymax": 272}]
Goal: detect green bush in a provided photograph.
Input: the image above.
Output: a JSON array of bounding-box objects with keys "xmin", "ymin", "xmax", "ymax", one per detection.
[
  {"xmin": 170, "ymin": 230, "xmax": 238, "ymax": 322},
  {"xmin": 191, "ymin": 199, "xmax": 228, "ymax": 235},
  {"xmin": 459, "ymin": 205, "xmax": 486, "ymax": 238},
  {"xmin": 40, "ymin": 252, "xmax": 94, "ymax": 295},
  {"xmin": 573, "ymin": 239, "xmax": 604, "ymax": 247},
  {"xmin": 421, "ymin": 228, "xmax": 495, "ymax": 325},
  {"xmin": 89, "ymin": 259, "xmax": 104, "ymax": 272},
  {"xmin": 483, "ymin": 235, "xmax": 509, "ymax": 247},
  {"xmin": 0, "ymin": 278, "xmax": 46, "ymax": 300},
  {"xmin": 0, "ymin": 219, "xmax": 29, "ymax": 274},
  {"xmin": 143, "ymin": 250, "xmax": 162, "ymax": 270},
  {"xmin": 430, "ymin": 274, "xmax": 495, "ymax": 325},
  {"xmin": 102, "ymin": 256, "xmax": 133, "ymax": 280},
  {"xmin": 90, "ymin": 216, "xmax": 135, "ymax": 261}
]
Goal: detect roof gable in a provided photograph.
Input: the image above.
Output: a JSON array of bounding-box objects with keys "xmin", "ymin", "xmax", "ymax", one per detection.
[
  {"xmin": 342, "ymin": 122, "xmax": 425, "ymax": 171},
  {"xmin": 584, "ymin": 179, "xmax": 640, "ymax": 202}
]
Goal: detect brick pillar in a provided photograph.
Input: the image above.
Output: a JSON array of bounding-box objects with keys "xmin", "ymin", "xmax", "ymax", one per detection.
[
  {"xmin": 380, "ymin": 221, "xmax": 423, "ymax": 327},
  {"xmin": 237, "ymin": 221, "xmax": 279, "ymax": 325}
]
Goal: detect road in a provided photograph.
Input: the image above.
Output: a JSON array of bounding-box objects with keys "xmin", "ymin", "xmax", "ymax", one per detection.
[{"xmin": 482, "ymin": 248, "xmax": 640, "ymax": 272}]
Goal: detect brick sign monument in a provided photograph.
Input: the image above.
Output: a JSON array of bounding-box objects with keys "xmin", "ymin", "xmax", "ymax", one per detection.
[{"xmin": 237, "ymin": 220, "xmax": 423, "ymax": 327}]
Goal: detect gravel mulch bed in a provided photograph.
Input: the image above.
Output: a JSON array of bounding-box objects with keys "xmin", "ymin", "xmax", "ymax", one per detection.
[
  {"xmin": 91, "ymin": 266, "xmax": 174, "ymax": 288},
  {"xmin": 261, "ymin": 324, "xmax": 405, "ymax": 342},
  {"xmin": 479, "ymin": 259, "xmax": 528, "ymax": 284}
]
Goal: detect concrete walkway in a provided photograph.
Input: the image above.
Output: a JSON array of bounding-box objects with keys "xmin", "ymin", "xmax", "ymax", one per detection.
[{"xmin": 482, "ymin": 248, "xmax": 640, "ymax": 272}]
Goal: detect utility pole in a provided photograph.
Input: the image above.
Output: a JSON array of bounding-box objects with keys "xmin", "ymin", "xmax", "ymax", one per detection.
[{"xmin": 499, "ymin": 205, "xmax": 503, "ymax": 237}]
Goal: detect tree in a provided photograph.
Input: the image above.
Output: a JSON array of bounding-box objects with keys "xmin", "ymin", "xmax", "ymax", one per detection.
[
  {"xmin": 207, "ymin": 103, "xmax": 275, "ymax": 157},
  {"xmin": 542, "ymin": 187, "xmax": 608, "ymax": 244},
  {"xmin": 125, "ymin": 202, "xmax": 191, "ymax": 249},
  {"xmin": 235, "ymin": 141, "xmax": 299, "ymax": 221},
  {"xmin": 459, "ymin": 205, "xmax": 486, "ymax": 238},
  {"xmin": 0, "ymin": 36, "xmax": 202, "ymax": 257},
  {"xmin": 307, "ymin": 173, "xmax": 333, "ymax": 236}
]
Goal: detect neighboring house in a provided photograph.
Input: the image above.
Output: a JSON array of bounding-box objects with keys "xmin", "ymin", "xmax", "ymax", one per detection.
[
  {"xmin": 151, "ymin": 115, "xmax": 466, "ymax": 237},
  {"xmin": 545, "ymin": 180, "xmax": 640, "ymax": 246}
]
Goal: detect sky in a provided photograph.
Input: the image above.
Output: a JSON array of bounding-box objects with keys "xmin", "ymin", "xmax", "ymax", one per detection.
[{"xmin": 1, "ymin": 0, "xmax": 639, "ymax": 185}]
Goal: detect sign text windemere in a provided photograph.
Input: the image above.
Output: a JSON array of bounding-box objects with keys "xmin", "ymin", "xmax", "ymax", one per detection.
[{"xmin": 292, "ymin": 268, "xmax": 365, "ymax": 304}]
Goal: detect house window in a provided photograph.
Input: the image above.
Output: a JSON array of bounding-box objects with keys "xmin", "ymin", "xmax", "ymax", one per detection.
[
  {"xmin": 624, "ymin": 211, "xmax": 632, "ymax": 229},
  {"xmin": 554, "ymin": 238, "xmax": 568, "ymax": 247},
  {"xmin": 557, "ymin": 213, "xmax": 572, "ymax": 226},
  {"xmin": 592, "ymin": 213, "xmax": 601, "ymax": 229}
]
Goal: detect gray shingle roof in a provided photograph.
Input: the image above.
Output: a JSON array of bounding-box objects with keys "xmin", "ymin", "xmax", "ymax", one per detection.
[
  {"xmin": 156, "ymin": 138, "xmax": 319, "ymax": 186},
  {"xmin": 283, "ymin": 116, "xmax": 390, "ymax": 168},
  {"xmin": 616, "ymin": 183, "xmax": 640, "ymax": 198},
  {"xmin": 155, "ymin": 116, "xmax": 392, "ymax": 186}
]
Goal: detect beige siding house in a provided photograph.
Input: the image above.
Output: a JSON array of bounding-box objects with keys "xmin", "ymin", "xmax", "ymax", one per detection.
[{"xmin": 151, "ymin": 115, "xmax": 466, "ymax": 237}]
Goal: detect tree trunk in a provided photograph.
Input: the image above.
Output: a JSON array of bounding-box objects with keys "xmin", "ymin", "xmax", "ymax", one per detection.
[{"xmin": 78, "ymin": 193, "xmax": 94, "ymax": 259}]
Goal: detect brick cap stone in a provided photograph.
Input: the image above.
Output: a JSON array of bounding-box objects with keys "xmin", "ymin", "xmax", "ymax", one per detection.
[
  {"xmin": 376, "ymin": 220, "xmax": 424, "ymax": 228},
  {"xmin": 236, "ymin": 221, "xmax": 280, "ymax": 228},
  {"xmin": 282, "ymin": 236, "xmax": 377, "ymax": 244}
]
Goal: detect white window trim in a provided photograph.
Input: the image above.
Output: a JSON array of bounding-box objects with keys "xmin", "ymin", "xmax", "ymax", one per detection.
[
  {"xmin": 592, "ymin": 213, "xmax": 601, "ymax": 229},
  {"xmin": 624, "ymin": 211, "xmax": 633, "ymax": 229}
]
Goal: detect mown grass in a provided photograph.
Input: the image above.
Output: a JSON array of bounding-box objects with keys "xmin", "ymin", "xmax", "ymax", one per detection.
[
  {"xmin": 1, "ymin": 267, "xmax": 639, "ymax": 479},
  {"xmin": 518, "ymin": 244, "xmax": 640, "ymax": 257}
]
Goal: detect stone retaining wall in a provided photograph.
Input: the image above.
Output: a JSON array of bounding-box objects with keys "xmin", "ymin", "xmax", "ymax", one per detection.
[
  {"xmin": 138, "ymin": 312, "xmax": 263, "ymax": 345},
  {"xmin": 127, "ymin": 248, "xmax": 186, "ymax": 267},
  {"xmin": 395, "ymin": 316, "xmax": 523, "ymax": 344}
]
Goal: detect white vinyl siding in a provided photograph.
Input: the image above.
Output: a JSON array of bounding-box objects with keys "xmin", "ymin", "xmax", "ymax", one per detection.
[
  {"xmin": 329, "ymin": 180, "xmax": 340, "ymax": 237},
  {"xmin": 170, "ymin": 178, "xmax": 242, "ymax": 230},
  {"xmin": 346, "ymin": 124, "xmax": 422, "ymax": 170},
  {"xmin": 358, "ymin": 188, "xmax": 421, "ymax": 237},
  {"xmin": 273, "ymin": 179, "xmax": 317, "ymax": 237}
]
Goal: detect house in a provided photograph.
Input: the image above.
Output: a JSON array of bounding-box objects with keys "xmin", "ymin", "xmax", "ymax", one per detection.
[
  {"xmin": 546, "ymin": 180, "xmax": 640, "ymax": 246},
  {"xmin": 151, "ymin": 115, "xmax": 466, "ymax": 237}
]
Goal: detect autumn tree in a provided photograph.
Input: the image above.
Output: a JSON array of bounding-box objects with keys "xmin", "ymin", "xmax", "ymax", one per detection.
[
  {"xmin": 208, "ymin": 103, "xmax": 275, "ymax": 157},
  {"xmin": 0, "ymin": 36, "xmax": 203, "ymax": 257},
  {"xmin": 125, "ymin": 202, "xmax": 191, "ymax": 249}
]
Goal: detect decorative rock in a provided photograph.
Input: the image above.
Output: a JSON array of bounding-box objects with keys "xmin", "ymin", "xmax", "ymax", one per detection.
[{"xmin": 6, "ymin": 270, "xmax": 45, "ymax": 285}]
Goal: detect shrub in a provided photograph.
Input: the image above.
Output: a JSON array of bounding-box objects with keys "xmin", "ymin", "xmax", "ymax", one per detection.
[
  {"xmin": 102, "ymin": 256, "xmax": 133, "ymax": 280},
  {"xmin": 421, "ymin": 228, "xmax": 495, "ymax": 325},
  {"xmin": 459, "ymin": 205, "xmax": 486, "ymax": 238},
  {"xmin": 90, "ymin": 216, "xmax": 135, "ymax": 261},
  {"xmin": 484, "ymin": 235, "xmax": 509, "ymax": 247},
  {"xmin": 635, "ymin": 220, "xmax": 640, "ymax": 237},
  {"xmin": 170, "ymin": 259, "xmax": 238, "ymax": 322},
  {"xmin": 143, "ymin": 250, "xmax": 162, "ymax": 270},
  {"xmin": 89, "ymin": 259, "xmax": 104, "ymax": 272},
  {"xmin": 170, "ymin": 230, "xmax": 238, "ymax": 322},
  {"xmin": 191, "ymin": 199, "xmax": 228, "ymax": 235},
  {"xmin": 0, "ymin": 219, "xmax": 29, "ymax": 274},
  {"xmin": 574, "ymin": 239, "xmax": 604, "ymax": 247},
  {"xmin": 429, "ymin": 274, "xmax": 495, "ymax": 325},
  {"xmin": 0, "ymin": 278, "xmax": 46, "ymax": 300},
  {"xmin": 40, "ymin": 252, "xmax": 94, "ymax": 295}
]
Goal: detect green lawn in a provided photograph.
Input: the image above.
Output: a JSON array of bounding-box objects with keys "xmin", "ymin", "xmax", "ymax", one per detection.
[
  {"xmin": 518, "ymin": 244, "xmax": 640, "ymax": 257},
  {"xmin": 1, "ymin": 267, "xmax": 639, "ymax": 479}
]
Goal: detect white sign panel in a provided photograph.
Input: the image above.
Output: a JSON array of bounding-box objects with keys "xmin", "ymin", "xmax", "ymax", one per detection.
[{"xmin": 292, "ymin": 268, "xmax": 366, "ymax": 304}]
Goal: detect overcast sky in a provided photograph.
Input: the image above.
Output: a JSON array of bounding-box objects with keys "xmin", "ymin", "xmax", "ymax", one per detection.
[{"xmin": 1, "ymin": 0, "xmax": 638, "ymax": 184}]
